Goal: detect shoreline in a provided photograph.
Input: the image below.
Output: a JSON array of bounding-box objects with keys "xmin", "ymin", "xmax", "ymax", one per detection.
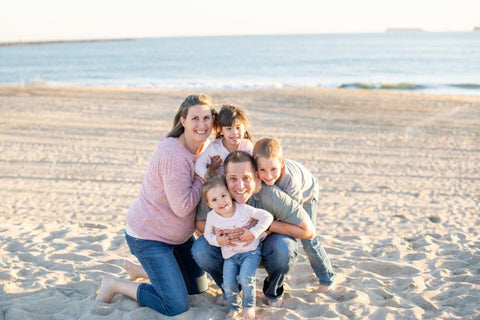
[
  {"xmin": 1, "ymin": 85, "xmax": 479, "ymax": 319},
  {"xmin": 1, "ymin": 83, "xmax": 479, "ymax": 98}
]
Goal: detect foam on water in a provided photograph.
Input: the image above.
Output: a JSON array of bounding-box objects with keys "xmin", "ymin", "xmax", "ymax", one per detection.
[{"xmin": 1, "ymin": 32, "xmax": 479, "ymax": 95}]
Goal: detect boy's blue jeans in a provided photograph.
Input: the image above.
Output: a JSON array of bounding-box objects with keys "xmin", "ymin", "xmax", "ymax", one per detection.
[
  {"xmin": 192, "ymin": 233, "xmax": 298, "ymax": 302},
  {"xmin": 125, "ymin": 233, "xmax": 208, "ymax": 316},
  {"xmin": 301, "ymin": 198, "xmax": 335, "ymax": 286},
  {"xmin": 222, "ymin": 246, "xmax": 262, "ymax": 311}
]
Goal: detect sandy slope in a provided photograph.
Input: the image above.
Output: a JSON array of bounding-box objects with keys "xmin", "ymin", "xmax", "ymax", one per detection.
[{"xmin": 0, "ymin": 85, "xmax": 479, "ymax": 319}]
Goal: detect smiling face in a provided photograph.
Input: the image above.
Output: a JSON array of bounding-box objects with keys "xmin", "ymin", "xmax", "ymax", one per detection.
[
  {"xmin": 180, "ymin": 104, "xmax": 214, "ymax": 146},
  {"xmin": 224, "ymin": 160, "xmax": 258, "ymax": 204},
  {"xmin": 206, "ymin": 184, "xmax": 235, "ymax": 217},
  {"xmin": 221, "ymin": 120, "xmax": 247, "ymax": 151},
  {"xmin": 256, "ymin": 156, "xmax": 283, "ymax": 185}
]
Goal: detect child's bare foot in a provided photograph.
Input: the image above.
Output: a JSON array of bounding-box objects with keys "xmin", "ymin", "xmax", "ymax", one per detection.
[
  {"xmin": 123, "ymin": 260, "xmax": 147, "ymax": 280},
  {"xmin": 267, "ymin": 297, "xmax": 284, "ymax": 307},
  {"xmin": 96, "ymin": 274, "xmax": 117, "ymax": 302},
  {"xmin": 315, "ymin": 284, "xmax": 331, "ymax": 293},
  {"xmin": 315, "ymin": 284, "xmax": 347, "ymax": 297},
  {"xmin": 225, "ymin": 310, "xmax": 240, "ymax": 319},
  {"xmin": 243, "ymin": 307, "xmax": 255, "ymax": 320},
  {"xmin": 326, "ymin": 285, "xmax": 347, "ymax": 299}
]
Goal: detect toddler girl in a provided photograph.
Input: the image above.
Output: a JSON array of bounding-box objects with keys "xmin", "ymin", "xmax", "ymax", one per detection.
[{"xmin": 203, "ymin": 173, "xmax": 273, "ymax": 320}]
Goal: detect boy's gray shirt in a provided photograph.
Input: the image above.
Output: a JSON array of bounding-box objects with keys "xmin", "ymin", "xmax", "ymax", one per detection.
[{"xmin": 277, "ymin": 159, "xmax": 319, "ymax": 205}]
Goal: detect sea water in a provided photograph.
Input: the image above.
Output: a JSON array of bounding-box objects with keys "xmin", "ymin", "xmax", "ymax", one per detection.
[{"xmin": 1, "ymin": 32, "xmax": 479, "ymax": 95}]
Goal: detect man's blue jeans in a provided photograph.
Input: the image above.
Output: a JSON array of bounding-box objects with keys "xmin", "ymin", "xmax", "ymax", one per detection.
[
  {"xmin": 192, "ymin": 233, "xmax": 298, "ymax": 302},
  {"xmin": 125, "ymin": 233, "xmax": 208, "ymax": 316},
  {"xmin": 301, "ymin": 198, "xmax": 335, "ymax": 286},
  {"xmin": 223, "ymin": 246, "xmax": 262, "ymax": 311}
]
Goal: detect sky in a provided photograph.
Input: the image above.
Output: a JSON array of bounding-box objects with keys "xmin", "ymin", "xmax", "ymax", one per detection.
[{"xmin": 1, "ymin": 0, "xmax": 479, "ymax": 42}]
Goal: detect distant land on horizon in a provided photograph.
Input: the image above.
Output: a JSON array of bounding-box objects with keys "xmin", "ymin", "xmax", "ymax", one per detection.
[
  {"xmin": 385, "ymin": 28, "xmax": 424, "ymax": 32},
  {"xmin": 1, "ymin": 29, "xmax": 479, "ymax": 46},
  {"xmin": 0, "ymin": 38, "xmax": 134, "ymax": 47}
]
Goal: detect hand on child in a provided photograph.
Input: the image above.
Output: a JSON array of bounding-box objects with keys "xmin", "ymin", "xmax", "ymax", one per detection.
[
  {"xmin": 214, "ymin": 227, "xmax": 254, "ymax": 246},
  {"xmin": 214, "ymin": 228, "xmax": 236, "ymax": 247},
  {"xmin": 236, "ymin": 228, "xmax": 255, "ymax": 246},
  {"xmin": 207, "ymin": 155, "xmax": 223, "ymax": 172},
  {"xmin": 244, "ymin": 218, "xmax": 258, "ymax": 229}
]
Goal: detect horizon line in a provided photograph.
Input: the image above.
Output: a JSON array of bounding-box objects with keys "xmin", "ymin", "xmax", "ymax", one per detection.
[{"xmin": 1, "ymin": 29, "xmax": 478, "ymax": 46}]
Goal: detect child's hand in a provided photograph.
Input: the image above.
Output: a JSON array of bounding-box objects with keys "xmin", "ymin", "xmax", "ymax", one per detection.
[
  {"xmin": 207, "ymin": 155, "xmax": 223, "ymax": 172},
  {"xmin": 216, "ymin": 232, "xmax": 232, "ymax": 246}
]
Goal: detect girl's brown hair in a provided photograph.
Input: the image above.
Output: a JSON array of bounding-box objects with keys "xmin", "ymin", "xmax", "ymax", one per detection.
[
  {"xmin": 201, "ymin": 172, "xmax": 228, "ymax": 203},
  {"xmin": 215, "ymin": 104, "xmax": 252, "ymax": 141}
]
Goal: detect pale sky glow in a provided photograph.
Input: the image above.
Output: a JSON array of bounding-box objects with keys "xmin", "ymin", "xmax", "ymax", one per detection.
[{"xmin": 1, "ymin": 0, "xmax": 479, "ymax": 42}]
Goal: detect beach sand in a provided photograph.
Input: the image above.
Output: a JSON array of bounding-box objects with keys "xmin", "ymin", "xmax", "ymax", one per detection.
[{"xmin": 0, "ymin": 85, "xmax": 479, "ymax": 319}]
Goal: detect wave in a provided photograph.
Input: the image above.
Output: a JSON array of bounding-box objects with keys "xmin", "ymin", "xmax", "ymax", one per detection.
[
  {"xmin": 339, "ymin": 82, "xmax": 426, "ymax": 90},
  {"xmin": 6, "ymin": 78, "xmax": 480, "ymax": 96},
  {"xmin": 448, "ymin": 83, "xmax": 480, "ymax": 89},
  {"xmin": 338, "ymin": 82, "xmax": 480, "ymax": 95}
]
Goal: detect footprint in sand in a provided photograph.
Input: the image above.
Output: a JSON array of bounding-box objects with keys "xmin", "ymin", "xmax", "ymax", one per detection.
[
  {"xmin": 328, "ymin": 287, "xmax": 357, "ymax": 302},
  {"xmin": 356, "ymin": 260, "xmax": 421, "ymax": 277},
  {"xmin": 409, "ymin": 293, "xmax": 438, "ymax": 312},
  {"xmin": 48, "ymin": 253, "xmax": 92, "ymax": 262},
  {"xmin": 90, "ymin": 303, "xmax": 115, "ymax": 316}
]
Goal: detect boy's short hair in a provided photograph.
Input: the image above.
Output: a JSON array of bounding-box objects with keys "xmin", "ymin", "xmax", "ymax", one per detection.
[
  {"xmin": 202, "ymin": 173, "xmax": 227, "ymax": 202},
  {"xmin": 252, "ymin": 137, "xmax": 284, "ymax": 162}
]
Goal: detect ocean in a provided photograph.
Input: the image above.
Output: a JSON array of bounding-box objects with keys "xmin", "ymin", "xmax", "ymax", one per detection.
[{"xmin": 1, "ymin": 32, "xmax": 479, "ymax": 95}]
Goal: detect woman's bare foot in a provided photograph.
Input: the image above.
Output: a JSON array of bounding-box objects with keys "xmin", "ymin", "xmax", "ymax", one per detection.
[
  {"xmin": 96, "ymin": 274, "xmax": 118, "ymax": 302},
  {"xmin": 96, "ymin": 273, "xmax": 140, "ymax": 303},
  {"xmin": 225, "ymin": 310, "xmax": 240, "ymax": 319},
  {"xmin": 243, "ymin": 307, "xmax": 255, "ymax": 320},
  {"xmin": 123, "ymin": 260, "xmax": 148, "ymax": 280}
]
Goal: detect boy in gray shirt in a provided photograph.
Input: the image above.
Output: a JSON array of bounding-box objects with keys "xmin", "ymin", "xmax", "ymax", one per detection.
[{"xmin": 253, "ymin": 137, "xmax": 336, "ymax": 292}]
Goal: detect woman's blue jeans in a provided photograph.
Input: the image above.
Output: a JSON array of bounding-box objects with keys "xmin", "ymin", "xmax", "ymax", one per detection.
[
  {"xmin": 301, "ymin": 198, "xmax": 336, "ymax": 286},
  {"xmin": 222, "ymin": 246, "xmax": 262, "ymax": 311},
  {"xmin": 192, "ymin": 233, "xmax": 298, "ymax": 302},
  {"xmin": 125, "ymin": 233, "xmax": 208, "ymax": 316}
]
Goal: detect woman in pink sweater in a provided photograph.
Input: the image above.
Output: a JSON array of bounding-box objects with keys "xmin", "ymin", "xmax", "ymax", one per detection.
[{"xmin": 96, "ymin": 94, "xmax": 215, "ymax": 316}]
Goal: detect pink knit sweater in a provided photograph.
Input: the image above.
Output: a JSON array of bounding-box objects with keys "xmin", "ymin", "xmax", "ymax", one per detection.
[{"xmin": 126, "ymin": 138, "xmax": 204, "ymax": 245}]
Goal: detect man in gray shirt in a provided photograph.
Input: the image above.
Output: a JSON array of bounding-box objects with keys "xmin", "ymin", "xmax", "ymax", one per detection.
[{"xmin": 192, "ymin": 151, "xmax": 315, "ymax": 307}]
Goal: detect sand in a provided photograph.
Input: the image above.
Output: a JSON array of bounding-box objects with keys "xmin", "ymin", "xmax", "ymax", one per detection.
[{"xmin": 0, "ymin": 84, "xmax": 479, "ymax": 319}]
